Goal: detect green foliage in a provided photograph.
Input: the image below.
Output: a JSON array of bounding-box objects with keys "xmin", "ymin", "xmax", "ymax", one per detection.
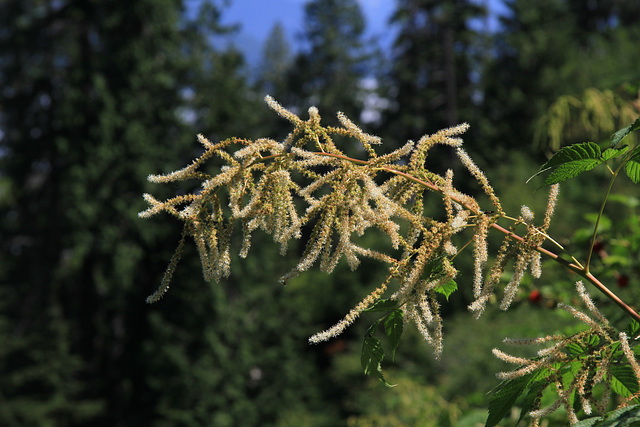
[
  {"xmin": 0, "ymin": 0, "xmax": 272, "ymax": 424},
  {"xmin": 286, "ymin": 0, "xmax": 377, "ymax": 122},
  {"xmin": 575, "ymin": 404, "xmax": 640, "ymax": 427},
  {"xmin": 484, "ymin": 119, "xmax": 640, "ymax": 425},
  {"xmin": 609, "ymin": 117, "xmax": 640, "ymax": 149},
  {"xmin": 488, "ymin": 321, "xmax": 640, "ymax": 426},
  {"xmin": 483, "ymin": 0, "xmax": 640, "ymax": 158},
  {"xmin": 385, "ymin": 0, "xmax": 485, "ymax": 144},
  {"xmin": 435, "ymin": 280, "xmax": 458, "ymax": 301},
  {"xmin": 536, "ymin": 88, "xmax": 640, "ymax": 154},
  {"xmin": 344, "ymin": 370, "xmax": 470, "ymax": 426},
  {"xmin": 0, "ymin": 0, "xmax": 204, "ymax": 422},
  {"xmin": 360, "ymin": 299, "xmax": 404, "ymax": 386},
  {"xmin": 5, "ymin": 0, "xmax": 640, "ymax": 425},
  {"xmin": 536, "ymin": 141, "xmax": 607, "ymax": 185},
  {"xmin": 487, "ymin": 373, "xmax": 537, "ymax": 427},
  {"xmin": 384, "ymin": 310, "xmax": 404, "ymax": 359},
  {"xmin": 362, "ymin": 332, "xmax": 390, "ymax": 386},
  {"xmin": 532, "ymin": 118, "xmax": 640, "ymax": 186},
  {"xmin": 142, "ymin": 103, "xmax": 640, "ymax": 427}
]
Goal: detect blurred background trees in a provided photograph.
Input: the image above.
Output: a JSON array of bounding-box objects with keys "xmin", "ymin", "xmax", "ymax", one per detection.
[
  {"xmin": 287, "ymin": 0, "xmax": 378, "ymax": 123},
  {"xmin": 1, "ymin": 0, "xmax": 638, "ymax": 425},
  {"xmin": 383, "ymin": 0, "xmax": 485, "ymax": 145}
]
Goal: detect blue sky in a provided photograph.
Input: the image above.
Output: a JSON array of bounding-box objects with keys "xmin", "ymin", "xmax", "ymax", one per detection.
[
  {"xmin": 218, "ymin": 0, "xmax": 397, "ymax": 64},
  {"xmin": 216, "ymin": 0, "xmax": 508, "ymax": 66}
]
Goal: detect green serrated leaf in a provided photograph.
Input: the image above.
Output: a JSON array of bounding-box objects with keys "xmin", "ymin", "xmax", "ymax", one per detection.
[
  {"xmin": 365, "ymin": 319, "xmax": 382, "ymax": 337},
  {"xmin": 574, "ymin": 404, "xmax": 640, "ymax": 427},
  {"xmin": 602, "ymin": 146, "xmax": 629, "ymax": 162},
  {"xmin": 541, "ymin": 142, "xmax": 603, "ymax": 185},
  {"xmin": 563, "ymin": 341, "xmax": 585, "ymax": 357},
  {"xmin": 573, "ymin": 416, "xmax": 601, "ymax": 427},
  {"xmin": 529, "ymin": 142, "xmax": 604, "ymax": 186},
  {"xmin": 363, "ymin": 298, "xmax": 398, "ymax": 313},
  {"xmin": 560, "ymin": 361, "xmax": 582, "ymax": 409},
  {"xmin": 597, "ymin": 404, "xmax": 640, "ymax": 426},
  {"xmin": 516, "ymin": 379, "xmax": 547, "ymax": 426},
  {"xmin": 486, "ymin": 374, "xmax": 533, "ymax": 427},
  {"xmin": 361, "ymin": 335, "xmax": 384, "ymax": 374},
  {"xmin": 610, "ymin": 341, "xmax": 622, "ymax": 356},
  {"xmin": 384, "ymin": 309, "xmax": 403, "ymax": 361},
  {"xmin": 625, "ymin": 151, "xmax": 640, "ymax": 184},
  {"xmin": 434, "ymin": 280, "xmax": 457, "ymax": 301},
  {"xmin": 610, "ymin": 364, "xmax": 639, "ymax": 397},
  {"xmin": 610, "ymin": 117, "xmax": 640, "ymax": 148},
  {"xmin": 542, "ymin": 141, "xmax": 601, "ymax": 169},
  {"xmin": 361, "ymin": 335, "xmax": 394, "ymax": 387},
  {"xmin": 625, "ymin": 320, "xmax": 640, "ymax": 338},
  {"xmin": 587, "ymin": 334, "xmax": 600, "ymax": 347},
  {"xmin": 420, "ymin": 254, "xmax": 447, "ymax": 279}
]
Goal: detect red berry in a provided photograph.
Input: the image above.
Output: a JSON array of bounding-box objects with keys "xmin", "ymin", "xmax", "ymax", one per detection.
[
  {"xmin": 528, "ymin": 289, "xmax": 542, "ymax": 304},
  {"xmin": 617, "ymin": 274, "xmax": 629, "ymax": 288},
  {"xmin": 592, "ymin": 241, "xmax": 604, "ymax": 253}
]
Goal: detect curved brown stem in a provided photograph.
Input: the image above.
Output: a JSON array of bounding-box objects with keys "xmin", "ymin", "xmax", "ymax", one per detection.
[
  {"xmin": 265, "ymin": 151, "xmax": 640, "ymax": 324},
  {"xmin": 380, "ymin": 162, "xmax": 640, "ymax": 324},
  {"xmin": 490, "ymin": 222, "xmax": 640, "ymax": 324}
]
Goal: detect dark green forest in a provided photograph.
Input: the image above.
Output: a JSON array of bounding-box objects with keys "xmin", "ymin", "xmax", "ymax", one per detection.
[{"xmin": 1, "ymin": 0, "xmax": 639, "ymax": 425}]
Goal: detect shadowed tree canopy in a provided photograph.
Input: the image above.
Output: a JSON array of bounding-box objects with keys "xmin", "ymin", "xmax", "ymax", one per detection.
[
  {"xmin": 288, "ymin": 0, "xmax": 379, "ymax": 122},
  {"xmin": 383, "ymin": 0, "xmax": 485, "ymax": 147},
  {"xmin": 0, "ymin": 0, "xmax": 255, "ymax": 424},
  {"xmin": 478, "ymin": 0, "xmax": 640, "ymax": 160}
]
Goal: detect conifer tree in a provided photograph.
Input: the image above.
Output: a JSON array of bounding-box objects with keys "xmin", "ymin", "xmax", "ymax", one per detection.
[
  {"xmin": 258, "ymin": 22, "xmax": 292, "ymax": 100},
  {"xmin": 0, "ymin": 0, "xmax": 249, "ymax": 424},
  {"xmin": 383, "ymin": 0, "xmax": 485, "ymax": 146},
  {"xmin": 482, "ymin": 0, "xmax": 640, "ymax": 155},
  {"xmin": 288, "ymin": 0, "xmax": 378, "ymax": 122}
]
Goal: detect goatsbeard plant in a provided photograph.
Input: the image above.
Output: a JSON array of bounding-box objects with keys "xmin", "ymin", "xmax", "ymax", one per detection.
[{"xmin": 140, "ymin": 96, "xmax": 640, "ymax": 426}]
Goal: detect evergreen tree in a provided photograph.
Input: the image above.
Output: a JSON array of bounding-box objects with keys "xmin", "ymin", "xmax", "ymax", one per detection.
[
  {"xmin": 257, "ymin": 22, "xmax": 292, "ymax": 100},
  {"xmin": 253, "ymin": 22, "xmax": 295, "ymax": 139},
  {"xmin": 288, "ymin": 0, "xmax": 378, "ymax": 122},
  {"xmin": 0, "ymin": 0, "xmax": 250, "ymax": 424},
  {"xmin": 481, "ymin": 0, "xmax": 640, "ymax": 156},
  {"xmin": 480, "ymin": 0, "xmax": 574, "ymax": 155},
  {"xmin": 183, "ymin": 1, "xmax": 263, "ymax": 141},
  {"xmin": 383, "ymin": 0, "xmax": 485, "ymax": 147},
  {"xmin": 566, "ymin": 0, "xmax": 640, "ymax": 40}
]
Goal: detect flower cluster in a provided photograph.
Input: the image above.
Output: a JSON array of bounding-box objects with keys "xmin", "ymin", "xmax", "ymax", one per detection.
[
  {"xmin": 140, "ymin": 97, "xmax": 558, "ymax": 355},
  {"xmin": 493, "ymin": 281, "xmax": 640, "ymax": 425}
]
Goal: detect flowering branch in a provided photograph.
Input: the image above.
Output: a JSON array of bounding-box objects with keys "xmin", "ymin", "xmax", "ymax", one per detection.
[
  {"xmin": 308, "ymin": 150, "xmax": 640, "ymax": 324},
  {"xmin": 140, "ymin": 97, "xmax": 640, "ymax": 425}
]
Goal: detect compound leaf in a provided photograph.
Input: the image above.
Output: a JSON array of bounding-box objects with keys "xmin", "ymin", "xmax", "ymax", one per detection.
[
  {"xmin": 625, "ymin": 320, "xmax": 640, "ymax": 338},
  {"xmin": 574, "ymin": 404, "xmax": 640, "ymax": 427},
  {"xmin": 602, "ymin": 146, "xmax": 628, "ymax": 162},
  {"xmin": 541, "ymin": 142, "xmax": 603, "ymax": 185},
  {"xmin": 529, "ymin": 142, "xmax": 605, "ymax": 186},
  {"xmin": 516, "ymin": 379, "xmax": 547, "ymax": 426},
  {"xmin": 544, "ymin": 141, "xmax": 601, "ymax": 168}
]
